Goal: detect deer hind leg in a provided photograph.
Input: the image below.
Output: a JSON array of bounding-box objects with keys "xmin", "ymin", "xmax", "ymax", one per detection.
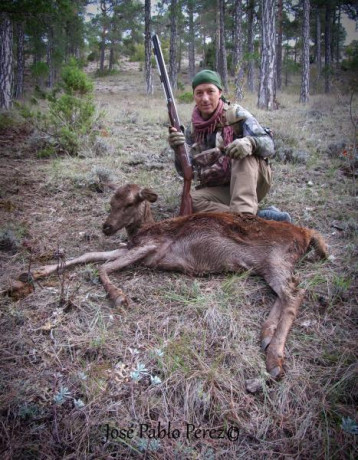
[
  {"xmin": 99, "ymin": 244, "xmax": 158, "ymax": 308},
  {"xmin": 6, "ymin": 248, "xmax": 128, "ymax": 299},
  {"xmin": 260, "ymin": 264, "xmax": 292, "ymax": 352},
  {"xmin": 265, "ymin": 277, "xmax": 305, "ymax": 379},
  {"xmin": 260, "ymin": 297, "xmax": 283, "ymax": 351}
]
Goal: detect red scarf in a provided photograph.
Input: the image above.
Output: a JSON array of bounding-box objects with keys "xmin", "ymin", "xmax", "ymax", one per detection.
[{"xmin": 191, "ymin": 99, "xmax": 234, "ymax": 147}]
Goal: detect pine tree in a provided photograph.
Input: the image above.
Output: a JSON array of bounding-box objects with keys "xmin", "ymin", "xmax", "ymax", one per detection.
[
  {"xmin": 99, "ymin": 1, "xmax": 109, "ymax": 72},
  {"xmin": 233, "ymin": 0, "xmax": 244, "ymax": 99},
  {"xmin": 0, "ymin": 13, "xmax": 13, "ymax": 109},
  {"xmin": 169, "ymin": 0, "xmax": 179, "ymax": 89},
  {"xmin": 276, "ymin": 0, "xmax": 283, "ymax": 91},
  {"xmin": 315, "ymin": 5, "xmax": 322, "ymax": 78},
  {"xmin": 14, "ymin": 21, "xmax": 24, "ymax": 99},
  {"xmin": 258, "ymin": 0, "xmax": 276, "ymax": 110},
  {"xmin": 300, "ymin": 0, "xmax": 310, "ymax": 103},
  {"xmin": 247, "ymin": 0, "xmax": 255, "ymax": 93},
  {"xmin": 145, "ymin": 0, "xmax": 153, "ymax": 94},
  {"xmin": 218, "ymin": 0, "xmax": 228, "ymax": 91},
  {"xmin": 187, "ymin": 0, "xmax": 196, "ymax": 81},
  {"xmin": 324, "ymin": 2, "xmax": 332, "ymax": 93}
]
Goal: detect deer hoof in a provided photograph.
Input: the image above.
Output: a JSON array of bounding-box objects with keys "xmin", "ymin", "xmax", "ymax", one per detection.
[
  {"xmin": 266, "ymin": 348, "xmax": 284, "ymax": 380},
  {"xmin": 114, "ymin": 295, "xmax": 129, "ymax": 308},
  {"xmin": 5, "ymin": 280, "xmax": 34, "ymax": 300},
  {"xmin": 261, "ymin": 336, "xmax": 272, "ymax": 351},
  {"xmin": 269, "ymin": 365, "xmax": 284, "ymax": 380}
]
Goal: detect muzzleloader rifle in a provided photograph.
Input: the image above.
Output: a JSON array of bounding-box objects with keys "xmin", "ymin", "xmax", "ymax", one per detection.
[{"xmin": 152, "ymin": 34, "xmax": 193, "ymax": 216}]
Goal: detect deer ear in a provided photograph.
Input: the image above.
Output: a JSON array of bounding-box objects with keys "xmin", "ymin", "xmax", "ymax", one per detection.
[{"xmin": 139, "ymin": 188, "xmax": 158, "ymax": 203}]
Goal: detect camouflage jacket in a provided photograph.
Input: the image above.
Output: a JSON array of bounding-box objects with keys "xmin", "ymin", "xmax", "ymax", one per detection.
[{"xmin": 175, "ymin": 103, "xmax": 275, "ymax": 187}]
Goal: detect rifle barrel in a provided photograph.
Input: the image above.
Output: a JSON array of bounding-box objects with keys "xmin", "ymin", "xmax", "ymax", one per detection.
[
  {"xmin": 151, "ymin": 34, "xmax": 193, "ymax": 216},
  {"xmin": 152, "ymin": 34, "xmax": 181, "ymax": 129}
]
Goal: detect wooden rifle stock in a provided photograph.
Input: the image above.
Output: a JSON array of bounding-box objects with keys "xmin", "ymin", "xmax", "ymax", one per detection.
[{"xmin": 152, "ymin": 34, "xmax": 193, "ymax": 216}]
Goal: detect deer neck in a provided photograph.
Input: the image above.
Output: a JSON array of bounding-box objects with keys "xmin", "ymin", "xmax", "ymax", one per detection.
[{"xmin": 125, "ymin": 201, "xmax": 154, "ymax": 241}]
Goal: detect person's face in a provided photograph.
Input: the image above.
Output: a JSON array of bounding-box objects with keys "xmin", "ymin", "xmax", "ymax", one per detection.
[{"xmin": 193, "ymin": 83, "xmax": 222, "ymax": 120}]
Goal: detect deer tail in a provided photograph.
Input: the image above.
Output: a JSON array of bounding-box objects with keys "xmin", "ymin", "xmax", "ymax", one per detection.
[{"xmin": 309, "ymin": 230, "xmax": 328, "ymax": 260}]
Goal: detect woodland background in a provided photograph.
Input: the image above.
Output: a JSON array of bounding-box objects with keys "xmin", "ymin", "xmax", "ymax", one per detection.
[{"xmin": 1, "ymin": 0, "xmax": 358, "ymax": 110}]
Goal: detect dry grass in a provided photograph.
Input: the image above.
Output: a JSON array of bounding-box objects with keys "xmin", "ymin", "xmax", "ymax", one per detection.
[{"xmin": 0, "ymin": 64, "xmax": 357, "ymax": 459}]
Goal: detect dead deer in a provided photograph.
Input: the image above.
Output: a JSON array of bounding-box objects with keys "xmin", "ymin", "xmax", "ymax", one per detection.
[{"xmin": 8, "ymin": 183, "xmax": 328, "ymax": 379}]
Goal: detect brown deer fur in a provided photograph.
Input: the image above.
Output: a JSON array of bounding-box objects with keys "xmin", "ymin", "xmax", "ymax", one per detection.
[{"xmin": 9, "ymin": 183, "xmax": 328, "ymax": 379}]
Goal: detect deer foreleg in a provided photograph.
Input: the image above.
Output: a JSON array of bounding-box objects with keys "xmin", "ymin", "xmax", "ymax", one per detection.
[
  {"xmin": 99, "ymin": 244, "xmax": 158, "ymax": 307},
  {"xmin": 6, "ymin": 248, "xmax": 128, "ymax": 300},
  {"xmin": 30, "ymin": 248, "xmax": 128, "ymax": 280}
]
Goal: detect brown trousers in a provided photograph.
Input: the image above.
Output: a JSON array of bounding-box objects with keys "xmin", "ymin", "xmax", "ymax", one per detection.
[{"xmin": 192, "ymin": 155, "xmax": 272, "ymax": 215}]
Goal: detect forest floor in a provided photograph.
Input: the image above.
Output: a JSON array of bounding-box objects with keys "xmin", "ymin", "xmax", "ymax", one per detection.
[{"xmin": 0, "ymin": 62, "xmax": 357, "ymax": 459}]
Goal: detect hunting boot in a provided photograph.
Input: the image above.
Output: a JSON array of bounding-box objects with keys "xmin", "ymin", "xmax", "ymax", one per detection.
[{"xmin": 257, "ymin": 206, "xmax": 292, "ymax": 223}]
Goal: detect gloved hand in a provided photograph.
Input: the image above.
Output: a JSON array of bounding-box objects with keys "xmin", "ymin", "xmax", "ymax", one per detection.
[
  {"xmin": 168, "ymin": 128, "xmax": 185, "ymax": 149},
  {"xmin": 225, "ymin": 137, "xmax": 253, "ymax": 160}
]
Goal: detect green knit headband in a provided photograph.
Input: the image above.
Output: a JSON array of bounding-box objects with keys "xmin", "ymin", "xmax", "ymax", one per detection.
[{"xmin": 192, "ymin": 70, "xmax": 223, "ymax": 91}]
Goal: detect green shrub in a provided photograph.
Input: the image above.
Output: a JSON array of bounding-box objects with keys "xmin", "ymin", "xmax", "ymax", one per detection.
[
  {"xmin": 94, "ymin": 68, "xmax": 119, "ymax": 78},
  {"xmin": 0, "ymin": 112, "xmax": 16, "ymax": 130},
  {"xmin": 0, "ymin": 110, "xmax": 24, "ymax": 131},
  {"xmin": 61, "ymin": 59, "xmax": 93, "ymax": 95},
  {"xmin": 87, "ymin": 51, "xmax": 98, "ymax": 62},
  {"xmin": 49, "ymin": 93, "xmax": 95, "ymax": 132},
  {"xmin": 30, "ymin": 62, "xmax": 49, "ymax": 81},
  {"xmin": 15, "ymin": 102, "xmax": 34, "ymax": 120},
  {"xmin": 46, "ymin": 63, "xmax": 96, "ymax": 154},
  {"xmin": 19, "ymin": 61, "xmax": 97, "ymax": 156},
  {"xmin": 129, "ymin": 43, "xmax": 145, "ymax": 62},
  {"xmin": 37, "ymin": 145, "xmax": 56, "ymax": 158},
  {"xmin": 177, "ymin": 81, "xmax": 185, "ymax": 91},
  {"xmin": 203, "ymin": 43, "xmax": 215, "ymax": 68},
  {"xmin": 178, "ymin": 92, "xmax": 194, "ymax": 103},
  {"xmin": 343, "ymin": 40, "xmax": 358, "ymax": 71}
]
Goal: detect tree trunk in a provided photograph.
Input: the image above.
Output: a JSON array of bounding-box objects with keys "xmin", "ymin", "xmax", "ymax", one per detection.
[
  {"xmin": 336, "ymin": 4, "xmax": 341, "ymax": 65},
  {"xmin": 215, "ymin": 0, "xmax": 220, "ymax": 72},
  {"xmin": 177, "ymin": 37, "xmax": 182, "ymax": 73},
  {"xmin": 47, "ymin": 26, "xmax": 55, "ymax": 88},
  {"xmin": 247, "ymin": 0, "xmax": 255, "ymax": 93},
  {"xmin": 188, "ymin": 0, "xmax": 195, "ymax": 81},
  {"xmin": 315, "ymin": 7, "xmax": 321, "ymax": 78},
  {"xmin": 14, "ymin": 21, "xmax": 24, "ymax": 99},
  {"xmin": 233, "ymin": 0, "xmax": 242, "ymax": 76},
  {"xmin": 276, "ymin": 0, "xmax": 283, "ymax": 91},
  {"xmin": 202, "ymin": 31, "xmax": 207, "ymax": 66},
  {"xmin": 100, "ymin": 26, "xmax": 106, "ymax": 71},
  {"xmin": 109, "ymin": 12, "xmax": 120, "ymax": 73},
  {"xmin": 218, "ymin": 0, "xmax": 228, "ymax": 91},
  {"xmin": 0, "ymin": 13, "xmax": 13, "ymax": 109},
  {"xmin": 169, "ymin": 0, "xmax": 178, "ymax": 90},
  {"xmin": 100, "ymin": 1, "xmax": 108, "ymax": 72},
  {"xmin": 324, "ymin": 4, "xmax": 332, "ymax": 93},
  {"xmin": 145, "ymin": 0, "xmax": 153, "ymax": 95},
  {"xmin": 257, "ymin": 0, "xmax": 276, "ymax": 110},
  {"xmin": 109, "ymin": 46, "xmax": 114, "ymax": 71},
  {"xmin": 233, "ymin": 0, "xmax": 244, "ymax": 98},
  {"xmin": 300, "ymin": 0, "xmax": 310, "ymax": 103}
]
